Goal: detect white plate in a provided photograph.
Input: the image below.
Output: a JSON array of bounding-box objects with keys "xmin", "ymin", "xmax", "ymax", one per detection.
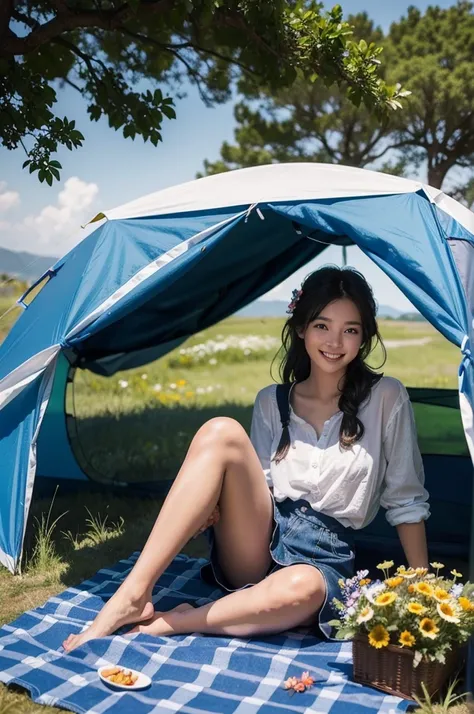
[{"xmin": 98, "ymin": 665, "xmax": 151, "ymax": 691}]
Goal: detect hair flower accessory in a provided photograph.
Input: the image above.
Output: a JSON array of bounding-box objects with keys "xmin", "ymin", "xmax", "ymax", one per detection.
[{"xmin": 287, "ymin": 288, "xmax": 303, "ymax": 314}]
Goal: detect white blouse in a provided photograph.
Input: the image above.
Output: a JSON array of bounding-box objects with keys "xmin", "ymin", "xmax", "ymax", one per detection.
[{"xmin": 250, "ymin": 376, "xmax": 430, "ymax": 530}]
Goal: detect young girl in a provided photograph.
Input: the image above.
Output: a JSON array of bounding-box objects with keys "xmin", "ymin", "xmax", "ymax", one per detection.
[{"xmin": 63, "ymin": 266, "xmax": 430, "ymax": 652}]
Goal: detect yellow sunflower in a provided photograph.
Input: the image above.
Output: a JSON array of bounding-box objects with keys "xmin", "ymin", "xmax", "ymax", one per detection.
[
  {"xmin": 459, "ymin": 597, "xmax": 474, "ymax": 612},
  {"xmin": 437, "ymin": 602, "xmax": 460, "ymax": 623},
  {"xmin": 368, "ymin": 624, "xmax": 390, "ymax": 649},
  {"xmin": 433, "ymin": 587, "xmax": 450, "ymax": 602},
  {"xmin": 374, "ymin": 592, "xmax": 398, "ymax": 607},
  {"xmin": 413, "ymin": 582, "xmax": 434, "ymax": 598},
  {"xmin": 386, "ymin": 576, "xmax": 404, "ymax": 588},
  {"xmin": 407, "ymin": 601, "xmax": 427, "ymax": 616},
  {"xmin": 399, "ymin": 630, "xmax": 416, "ymax": 648},
  {"xmin": 419, "ymin": 618, "xmax": 439, "ymax": 639}
]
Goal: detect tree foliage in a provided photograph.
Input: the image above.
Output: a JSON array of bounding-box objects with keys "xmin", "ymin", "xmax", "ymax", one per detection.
[
  {"xmin": 385, "ymin": 1, "xmax": 474, "ymax": 189},
  {"xmin": 202, "ymin": 3, "xmax": 474, "ymax": 191},
  {"xmin": 0, "ymin": 0, "xmax": 408, "ymax": 185},
  {"xmin": 200, "ymin": 14, "xmax": 409, "ymax": 176}
]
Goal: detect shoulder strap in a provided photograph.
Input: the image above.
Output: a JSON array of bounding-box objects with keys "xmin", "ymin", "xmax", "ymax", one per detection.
[{"xmin": 276, "ymin": 382, "xmax": 293, "ymax": 429}]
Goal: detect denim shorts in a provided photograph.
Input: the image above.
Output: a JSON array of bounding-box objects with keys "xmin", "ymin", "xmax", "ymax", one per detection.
[{"xmin": 200, "ymin": 495, "xmax": 355, "ymax": 639}]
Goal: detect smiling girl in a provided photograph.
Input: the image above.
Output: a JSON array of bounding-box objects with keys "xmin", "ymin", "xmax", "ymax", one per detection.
[{"xmin": 63, "ymin": 266, "xmax": 430, "ymax": 651}]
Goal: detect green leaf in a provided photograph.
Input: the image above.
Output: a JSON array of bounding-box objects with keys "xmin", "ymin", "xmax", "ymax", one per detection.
[{"xmin": 161, "ymin": 105, "xmax": 176, "ymax": 120}]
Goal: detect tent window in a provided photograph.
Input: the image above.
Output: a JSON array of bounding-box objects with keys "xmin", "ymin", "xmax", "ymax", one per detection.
[{"xmin": 408, "ymin": 388, "xmax": 469, "ymax": 457}]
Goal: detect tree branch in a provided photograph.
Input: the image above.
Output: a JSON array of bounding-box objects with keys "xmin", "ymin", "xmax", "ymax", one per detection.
[
  {"xmin": 1, "ymin": 0, "xmax": 175, "ymax": 57},
  {"xmin": 12, "ymin": 9, "xmax": 40, "ymax": 30},
  {"xmin": 60, "ymin": 76, "xmax": 82, "ymax": 92},
  {"xmin": 117, "ymin": 26, "xmax": 213, "ymax": 104},
  {"xmin": 190, "ymin": 42, "xmax": 258, "ymax": 77},
  {"xmin": 50, "ymin": 0, "xmax": 70, "ymax": 15},
  {"xmin": 0, "ymin": 0, "xmax": 14, "ymax": 44},
  {"xmin": 53, "ymin": 37, "xmax": 107, "ymax": 88},
  {"xmin": 215, "ymin": 10, "xmax": 281, "ymax": 60}
]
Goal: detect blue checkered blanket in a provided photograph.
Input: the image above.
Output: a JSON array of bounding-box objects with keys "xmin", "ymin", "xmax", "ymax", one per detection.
[{"xmin": 0, "ymin": 553, "xmax": 412, "ymax": 714}]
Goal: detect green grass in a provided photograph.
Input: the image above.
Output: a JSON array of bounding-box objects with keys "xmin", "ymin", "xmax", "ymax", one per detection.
[
  {"xmin": 68, "ymin": 316, "xmax": 465, "ymax": 485},
  {"xmin": 0, "ymin": 298, "xmax": 470, "ymax": 713}
]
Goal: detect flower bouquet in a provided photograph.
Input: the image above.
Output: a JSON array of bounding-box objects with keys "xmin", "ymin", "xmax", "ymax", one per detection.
[{"xmin": 328, "ymin": 561, "xmax": 474, "ymax": 700}]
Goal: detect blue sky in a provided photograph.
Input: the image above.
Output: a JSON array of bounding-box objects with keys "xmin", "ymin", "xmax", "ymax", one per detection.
[{"xmin": 0, "ymin": 0, "xmax": 455, "ymax": 310}]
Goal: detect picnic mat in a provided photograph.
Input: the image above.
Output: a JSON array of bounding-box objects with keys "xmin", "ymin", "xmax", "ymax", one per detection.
[{"xmin": 0, "ymin": 553, "xmax": 413, "ymax": 714}]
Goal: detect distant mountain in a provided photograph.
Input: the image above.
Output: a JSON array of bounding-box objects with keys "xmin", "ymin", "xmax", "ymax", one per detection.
[
  {"xmin": 378, "ymin": 305, "xmax": 402, "ymax": 319},
  {"xmin": 0, "ymin": 247, "xmax": 58, "ymax": 281},
  {"xmin": 236, "ymin": 299, "xmax": 418, "ymax": 319},
  {"xmin": 236, "ymin": 300, "xmax": 289, "ymax": 318}
]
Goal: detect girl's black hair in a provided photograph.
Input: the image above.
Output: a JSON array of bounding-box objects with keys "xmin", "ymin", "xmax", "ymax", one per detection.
[{"xmin": 273, "ymin": 265, "xmax": 386, "ymax": 464}]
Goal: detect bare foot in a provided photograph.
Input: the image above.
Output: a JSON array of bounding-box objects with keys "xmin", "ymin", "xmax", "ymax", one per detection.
[
  {"xmin": 62, "ymin": 589, "xmax": 155, "ymax": 652},
  {"xmin": 127, "ymin": 603, "xmax": 195, "ymax": 636}
]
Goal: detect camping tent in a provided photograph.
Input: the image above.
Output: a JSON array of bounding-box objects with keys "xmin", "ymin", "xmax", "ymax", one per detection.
[{"xmin": 1, "ymin": 162, "xmax": 474, "ymax": 580}]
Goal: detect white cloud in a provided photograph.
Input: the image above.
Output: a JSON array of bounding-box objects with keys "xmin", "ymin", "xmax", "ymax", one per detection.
[
  {"xmin": 0, "ymin": 177, "xmax": 100, "ymax": 256},
  {"xmin": 23, "ymin": 177, "xmax": 99, "ymax": 249},
  {"xmin": 0, "ymin": 182, "xmax": 20, "ymax": 213}
]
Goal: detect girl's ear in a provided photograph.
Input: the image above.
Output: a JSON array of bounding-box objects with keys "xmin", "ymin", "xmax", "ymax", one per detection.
[{"xmin": 296, "ymin": 326, "xmax": 305, "ymax": 339}]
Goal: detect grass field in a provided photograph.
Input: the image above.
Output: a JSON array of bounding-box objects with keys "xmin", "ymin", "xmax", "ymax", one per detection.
[{"xmin": 0, "ymin": 292, "xmax": 472, "ymax": 713}]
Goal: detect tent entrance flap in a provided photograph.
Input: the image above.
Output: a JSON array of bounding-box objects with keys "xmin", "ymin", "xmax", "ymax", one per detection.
[
  {"xmin": 36, "ymin": 351, "xmax": 88, "ymax": 483},
  {"xmin": 68, "ymin": 209, "xmax": 338, "ymax": 365}
]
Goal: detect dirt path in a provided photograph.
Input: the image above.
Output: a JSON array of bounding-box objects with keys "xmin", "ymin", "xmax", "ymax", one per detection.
[{"xmin": 384, "ymin": 337, "xmax": 433, "ymax": 349}]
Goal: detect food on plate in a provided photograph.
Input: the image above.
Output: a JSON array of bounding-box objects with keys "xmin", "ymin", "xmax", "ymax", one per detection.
[{"xmin": 101, "ymin": 666, "xmax": 138, "ymax": 686}]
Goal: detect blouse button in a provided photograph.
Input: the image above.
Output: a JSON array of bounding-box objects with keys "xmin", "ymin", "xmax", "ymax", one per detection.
[{"xmin": 312, "ymin": 463, "xmax": 317, "ymax": 469}]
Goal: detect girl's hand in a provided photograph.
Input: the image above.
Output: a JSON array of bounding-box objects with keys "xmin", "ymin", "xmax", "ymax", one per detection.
[{"xmin": 192, "ymin": 505, "xmax": 220, "ymax": 538}]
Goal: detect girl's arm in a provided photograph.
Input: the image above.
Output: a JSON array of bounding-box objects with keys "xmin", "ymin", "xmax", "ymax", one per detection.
[
  {"xmin": 395, "ymin": 521, "xmax": 429, "ymax": 569},
  {"xmin": 380, "ymin": 388, "xmax": 430, "ymax": 563}
]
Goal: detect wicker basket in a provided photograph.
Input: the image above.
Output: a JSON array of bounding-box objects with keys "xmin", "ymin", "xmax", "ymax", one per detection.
[{"xmin": 352, "ymin": 633, "xmax": 461, "ymax": 701}]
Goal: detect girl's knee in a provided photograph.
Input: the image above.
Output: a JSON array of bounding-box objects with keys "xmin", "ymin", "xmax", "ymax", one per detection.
[
  {"xmin": 266, "ymin": 565, "xmax": 326, "ymax": 610},
  {"xmin": 196, "ymin": 417, "xmax": 248, "ymax": 450}
]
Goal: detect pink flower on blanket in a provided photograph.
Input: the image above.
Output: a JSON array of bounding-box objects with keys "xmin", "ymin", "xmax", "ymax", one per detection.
[{"xmin": 283, "ymin": 671, "xmax": 315, "ymax": 693}]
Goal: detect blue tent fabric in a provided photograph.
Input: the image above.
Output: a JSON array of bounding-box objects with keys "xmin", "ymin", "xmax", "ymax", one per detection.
[
  {"xmin": 0, "ymin": 169, "xmax": 474, "ymax": 579},
  {"xmin": 0, "ymin": 553, "xmax": 411, "ymax": 714},
  {"xmin": 0, "ymin": 376, "xmax": 44, "ymax": 571}
]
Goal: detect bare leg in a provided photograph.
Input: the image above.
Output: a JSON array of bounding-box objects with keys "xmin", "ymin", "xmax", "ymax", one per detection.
[
  {"xmin": 63, "ymin": 418, "xmax": 273, "ymax": 651},
  {"xmin": 129, "ymin": 564, "xmax": 326, "ymax": 638}
]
